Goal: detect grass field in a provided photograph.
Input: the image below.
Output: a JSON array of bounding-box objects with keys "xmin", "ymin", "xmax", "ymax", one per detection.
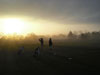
[{"xmin": 0, "ymin": 43, "xmax": 100, "ymax": 75}]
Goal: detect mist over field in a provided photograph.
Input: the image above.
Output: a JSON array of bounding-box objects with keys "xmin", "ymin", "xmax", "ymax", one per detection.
[
  {"xmin": 0, "ymin": 31, "xmax": 100, "ymax": 49},
  {"xmin": 0, "ymin": 0, "xmax": 100, "ymax": 74},
  {"xmin": 0, "ymin": 31, "xmax": 100, "ymax": 75}
]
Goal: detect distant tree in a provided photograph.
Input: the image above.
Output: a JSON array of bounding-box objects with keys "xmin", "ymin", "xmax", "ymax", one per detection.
[
  {"xmin": 91, "ymin": 31, "xmax": 100, "ymax": 40},
  {"xmin": 79, "ymin": 32, "xmax": 91, "ymax": 40},
  {"xmin": 67, "ymin": 31, "xmax": 77, "ymax": 40},
  {"xmin": 67, "ymin": 31, "xmax": 73, "ymax": 37}
]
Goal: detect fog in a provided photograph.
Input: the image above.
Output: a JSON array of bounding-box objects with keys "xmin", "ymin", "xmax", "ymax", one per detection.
[{"xmin": 0, "ymin": 31, "xmax": 100, "ymax": 49}]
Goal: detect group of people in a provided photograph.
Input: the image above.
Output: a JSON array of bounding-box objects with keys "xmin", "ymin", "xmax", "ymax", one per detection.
[
  {"xmin": 34, "ymin": 38, "xmax": 53, "ymax": 57},
  {"xmin": 39, "ymin": 38, "xmax": 53, "ymax": 49},
  {"xmin": 18, "ymin": 38, "xmax": 53, "ymax": 57}
]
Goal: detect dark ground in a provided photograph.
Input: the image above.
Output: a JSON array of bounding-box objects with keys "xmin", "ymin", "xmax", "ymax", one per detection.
[{"xmin": 0, "ymin": 46, "xmax": 100, "ymax": 75}]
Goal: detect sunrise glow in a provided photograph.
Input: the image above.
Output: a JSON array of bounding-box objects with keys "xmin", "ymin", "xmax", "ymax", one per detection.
[{"xmin": 1, "ymin": 18, "xmax": 27, "ymax": 35}]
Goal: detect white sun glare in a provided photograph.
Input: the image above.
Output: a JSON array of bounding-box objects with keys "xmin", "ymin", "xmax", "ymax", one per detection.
[{"xmin": 2, "ymin": 18, "xmax": 25, "ymax": 34}]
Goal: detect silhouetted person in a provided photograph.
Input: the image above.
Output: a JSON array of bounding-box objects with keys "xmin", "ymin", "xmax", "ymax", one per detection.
[
  {"xmin": 39, "ymin": 38, "xmax": 44, "ymax": 49},
  {"xmin": 49, "ymin": 38, "xmax": 53, "ymax": 50},
  {"xmin": 18, "ymin": 46, "xmax": 24, "ymax": 55},
  {"xmin": 33, "ymin": 47, "xmax": 40, "ymax": 57}
]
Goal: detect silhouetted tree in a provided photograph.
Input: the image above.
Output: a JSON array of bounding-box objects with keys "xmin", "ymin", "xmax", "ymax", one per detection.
[{"xmin": 67, "ymin": 31, "xmax": 77, "ymax": 40}]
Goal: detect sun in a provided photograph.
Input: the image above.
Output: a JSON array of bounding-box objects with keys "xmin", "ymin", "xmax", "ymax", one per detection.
[{"xmin": 2, "ymin": 18, "xmax": 25, "ymax": 34}]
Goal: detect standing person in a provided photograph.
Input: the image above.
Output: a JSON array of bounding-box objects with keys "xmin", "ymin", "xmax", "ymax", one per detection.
[
  {"xmin": 39, "ymin": 38, "xmax": 44, "ymax": 49},
  {"xmin": 49, "ymin": 38, "xmax": 53, "ymax": 50}
]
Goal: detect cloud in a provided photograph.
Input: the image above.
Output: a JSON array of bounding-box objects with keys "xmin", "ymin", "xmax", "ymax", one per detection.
[{"xmin": 0, "ymin": 0, "xmax": 100, "ymax": 25}]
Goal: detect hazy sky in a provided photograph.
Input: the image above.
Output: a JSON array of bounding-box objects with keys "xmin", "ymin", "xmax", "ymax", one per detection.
[{"xmin": 0, "ymin": 0, "xmax": 100, "ymax": 35}]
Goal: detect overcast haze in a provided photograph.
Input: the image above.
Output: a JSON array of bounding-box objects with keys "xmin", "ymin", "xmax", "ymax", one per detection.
[{"xmin": 0, "ymin": 0, "xmax": 100, "ymax": 35}]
